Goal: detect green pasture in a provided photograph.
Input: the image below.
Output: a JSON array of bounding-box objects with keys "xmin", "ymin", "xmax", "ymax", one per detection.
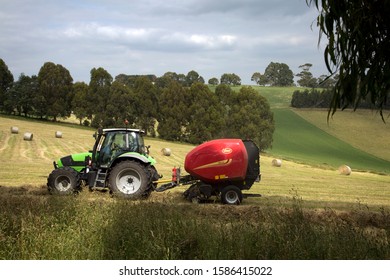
[
  {"xmin": 256, "ymin": 86, "xmax": 297, "ymax": 108},
  {"xmin": 269, "ymin": 108, "xmax": 390, "ymax": 174},
  {"xmin": 243, "ymin": 85, "xmax": 390, "ymax": 174},
  {"xmin": 295, "ymin": 109, "xmax": 390, "ymax": 161}
]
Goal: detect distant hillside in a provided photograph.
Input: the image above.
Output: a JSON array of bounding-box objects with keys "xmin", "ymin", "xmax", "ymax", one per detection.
[
  {"xmin": 269, "ymin": 108, "xmax": 389, "ymax": 174},
  {"xmin": 248, "ymin": 86, "xmax": 389, "ymax": 174}
]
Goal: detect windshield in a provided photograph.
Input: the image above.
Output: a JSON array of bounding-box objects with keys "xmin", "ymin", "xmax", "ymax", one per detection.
[
  {"xmin": 97, "ymin": 131, "xmax": 144, "ymax": 166},
  {"xmin": 130, "ymin": 131, "xmax": 146, "ymax": 154}
]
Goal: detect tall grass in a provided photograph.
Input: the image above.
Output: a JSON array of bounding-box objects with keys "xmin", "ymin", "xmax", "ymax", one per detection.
[{"xmin": 1, "ymin": 192, "xmax": 389, "ymax": 260}]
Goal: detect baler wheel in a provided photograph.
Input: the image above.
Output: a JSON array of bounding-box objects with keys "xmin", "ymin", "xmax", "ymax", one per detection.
[{"xmin": 221, "ymin": 185, "xmax": 242, "ymax": 205}]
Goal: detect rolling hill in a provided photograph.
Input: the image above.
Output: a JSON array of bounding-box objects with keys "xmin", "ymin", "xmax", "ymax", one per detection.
[
  {"xmin": 252, "ymin": 86, "xmax": 390, "ymax": 174},
  {"xmin": 269, "ymin": 108, "xmax": 389, "ymax": 174}
]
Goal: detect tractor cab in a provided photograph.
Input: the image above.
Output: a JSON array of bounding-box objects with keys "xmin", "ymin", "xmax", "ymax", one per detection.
[{"xmin": 92, "ymin": 128, "xmax": 147, "ymax": 168}]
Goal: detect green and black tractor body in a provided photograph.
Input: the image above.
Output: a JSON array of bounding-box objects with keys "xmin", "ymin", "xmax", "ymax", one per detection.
[{"xmin": 54, "ymin": 152, "xmax": 92, "ymax": 173}]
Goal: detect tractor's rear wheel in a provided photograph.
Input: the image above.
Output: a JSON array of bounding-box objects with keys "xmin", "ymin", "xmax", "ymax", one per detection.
[
  {"xmin": 221, "ymin": 185, "xmax": 242, "ymax": 205},
  {"xmin": 109, "ymin": 161, "xmax": 149, "ymax": 199},
  {"xmin": 47, "ymin": 167, "xmax": 80, "ymax": 195}
]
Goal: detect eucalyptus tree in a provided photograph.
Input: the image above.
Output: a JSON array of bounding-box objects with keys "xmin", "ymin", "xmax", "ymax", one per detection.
[
  {"xmin": 72, "ymin": 82, "xmax": 89, "ymax": 125},
  {"xmin": 264, "ymin": 62, "xmax": 294, "ymax": 87},
  {"xmin": 186, "ymin": 70, "xmax": 204, "ymax": 87},
  {"xmin": 0, "ymin": 58, "xmax": 14, "ymax": 111},
  {"xmin": 37, "ymin": 62, "xmax": 73, "ymax": 120},
  {"xmin": 220, "ymin": 73, "xmax": 241, "ymax": 86},
  {"xmin": 88, "ymin": 67, "xmax": 113, "ymax": 127},
  {"xmin": 185, "ymin": 82, "xmax": 224, "ymax": 144},
  {"xmin": 307, "ymin": 0, "xmax": 390, "ymax": 118},
  {"xmin": 157, "ymin": 81, "xmax": 188, "ymax": 141},
  {"xmin": 226, "ymin": 86, "xmax": 274, "ymax": 150},
  {"xmin": 251, "ymin": 72, "xmax": 268, "ymax": 86},
  {"xmin": 132, "ymin": 76, "xmax": 159, "ymax": 136},
  {"xmin": 7, "ymin": 74, "xmax": 38, "ymax": 116},
  {"xmin": 296, "ymin": 63, "xmax": 318, "ymax": 88}
]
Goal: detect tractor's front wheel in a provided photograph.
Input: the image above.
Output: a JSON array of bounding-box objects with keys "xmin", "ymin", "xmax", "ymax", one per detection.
[
  {"xmin": 109, "ymin": 161, "xmax": 150, "ymax": 199},
  {"xmin": 47, "ymin": 167, "xmax": 80, "ymax": 195},
  {"xmin": 221, "ymin": 185, "xmax": 242, "ymax": 205}
]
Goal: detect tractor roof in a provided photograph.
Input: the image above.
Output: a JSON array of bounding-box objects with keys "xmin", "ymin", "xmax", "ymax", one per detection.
[{"xmin": 102, "ymin": 128, "xmax": 145, "ymax": 134}]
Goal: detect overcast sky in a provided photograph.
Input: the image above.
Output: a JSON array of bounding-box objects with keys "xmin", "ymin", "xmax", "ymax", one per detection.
[{"xmin": 1, "ymin": 0, "xmax": 328, "ymax": 84}]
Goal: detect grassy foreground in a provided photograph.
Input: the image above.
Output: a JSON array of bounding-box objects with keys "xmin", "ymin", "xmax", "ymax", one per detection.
[{"xmin": 1, "ymin": 191, "xmax": 389, "ymax": 260}]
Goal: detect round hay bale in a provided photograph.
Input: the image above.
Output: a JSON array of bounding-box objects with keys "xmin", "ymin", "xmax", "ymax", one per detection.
[
  {"xmin": 161, "ymin": 148, "xmax": 171, "ymax": 156},
  {"xmin": 10, "ymin": 126, "xmax": 19, "ymax": 134},
  {"xmin": 23, "ymin": 132, "xmax": 33, "ymax": 141},
  {"xmin": 272, "ymin": 158, "xmax": 282, "ymax": 167},
  {"xmin": 55, "ymin": 131, "xmax": 63, "ymax": 138},
  {"xmin": 338, "ymin": 164, "xmax": 352, "ymax": 175}
]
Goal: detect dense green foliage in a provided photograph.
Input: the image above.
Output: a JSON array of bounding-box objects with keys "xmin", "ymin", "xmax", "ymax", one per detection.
[
  {"xmin": 38, "ymin": 62, "xmax": 74, "ymax": 121},
  {"xmin": 4, "ymin": 74, "xmax": 38, "ymax": 116},
  {"xmin": 156, "ymin": 82, "xmax": 275, "ymax": 149},
  {"xmin": 0, "ymin": 60, "xmax": 275, "ymax": 149},
  {"xmin": 0, "ymin": 58, "xmax": 14, "ymax": 111},
  {"xmin": 264, "ymin": 62, "xmax": 294, "ymax": 87},
  {"xmin": 251, "ymin": 62, "xmax": 295, "ymax": 87},
  {"xmin": 291, "ymin": 89, "xmax": 333, "ymax": 108},
  {"xmin": 251, "ymin": 72, "xmax": 268, "ymax": 86},
  {"xmin": 291, "ymin": 89, "xmax": 390, "ymax": 110},
  {"xmin": 216, "ymin": 86, "xmax": 275, "ymax": 149},
  {"xmin": 220, "ymin": 73, "xmax": 241, "ymax": 86},
  {"xmin": 307, "ymin": 0, "xmax": 390, "ymax": 117}
]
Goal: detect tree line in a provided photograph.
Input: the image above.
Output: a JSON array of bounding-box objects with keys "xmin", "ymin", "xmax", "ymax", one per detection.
[
  {"xmin": 0, "ymin": 59, "xmax": 274, "ymax": 150},
  {"xmin": 251, "ymin": 62, "xmax": 337, "ymax": 88},
  {"xmin": 291, "ymin": 88, "xmax": 390, "ymax": 110}
]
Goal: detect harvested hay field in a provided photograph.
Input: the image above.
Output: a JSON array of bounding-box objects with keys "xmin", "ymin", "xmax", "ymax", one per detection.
[
  {"xmin": 0, "ymin": 116, "xmax": 95, "ymax": 186},
  {"xmin": 1, "ymin": 115, "xmax": 390, "ymax": 211},
  {"xmin": 1, "ymin": 115, "xmax": 390, "ymax": 260}
]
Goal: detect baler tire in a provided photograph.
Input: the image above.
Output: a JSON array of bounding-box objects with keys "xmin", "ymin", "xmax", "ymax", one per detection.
[
  {"xmin": 109, "ymin": 161, "xmax": 149, "ymax": 199},
  {"xmin": 47, "ymin": 167, "xmax": 80, "ymax": 195},
  {"xmin": 221, "ymin": 185, "xmax": 242, "ymax": 205}
]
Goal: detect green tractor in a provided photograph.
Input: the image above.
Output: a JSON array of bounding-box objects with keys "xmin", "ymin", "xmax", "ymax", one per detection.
[{"xmin": 47, "ymin": 128, "xmax": 160, "ymax": 198}]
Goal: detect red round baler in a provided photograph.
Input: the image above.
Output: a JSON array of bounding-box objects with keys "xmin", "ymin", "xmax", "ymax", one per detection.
[{"xmin": 182, "ymin": 139, "xmax": 260, "ymax": 204}]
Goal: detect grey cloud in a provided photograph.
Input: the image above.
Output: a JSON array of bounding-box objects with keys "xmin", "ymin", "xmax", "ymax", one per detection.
[{"xmin": 0, "ymin": 0, "xmax": 327, "ymax": 84}]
